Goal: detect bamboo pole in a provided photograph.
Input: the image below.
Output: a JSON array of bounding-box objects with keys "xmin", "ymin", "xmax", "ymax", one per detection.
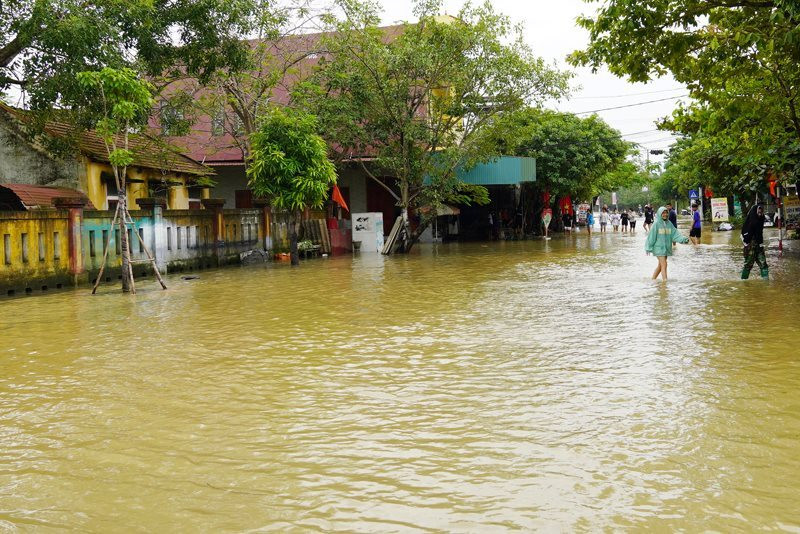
[{"xmin": 91, "ymin": 203, "xmax": 121, "ymax": 295}]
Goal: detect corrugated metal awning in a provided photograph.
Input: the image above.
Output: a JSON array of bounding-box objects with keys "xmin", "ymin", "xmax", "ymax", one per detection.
[{"xmin": 456, "ymin": 156, "xmax": 536, "ymax": 185}]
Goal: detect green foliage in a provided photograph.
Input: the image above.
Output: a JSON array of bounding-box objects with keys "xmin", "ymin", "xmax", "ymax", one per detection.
[
  {"xmin": 247, "ymin": 108, "xmax": 337, "ymax": 211},
  {"xmin": 295, "ymin": 0, "xmax": 570, "ymax": 217},
  {"xmin": 491, "ymin": 108, "xmax": 639, "ymax": 200},
  {"xmin": 1, "ymin": 0, "xmax": 259, "ymax": 109},
  {"xmin": 76, "ymin": 68, "xmax": 154, "ymax": 154},
  {"xmin": 571, "ymin": 0, "xmax": 800, "ymax": 193}
]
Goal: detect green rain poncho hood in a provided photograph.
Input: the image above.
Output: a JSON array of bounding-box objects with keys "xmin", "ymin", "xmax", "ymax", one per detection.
[{"xmin": 645, "ymin": 206, "xmax": 689, "ymax": 256}]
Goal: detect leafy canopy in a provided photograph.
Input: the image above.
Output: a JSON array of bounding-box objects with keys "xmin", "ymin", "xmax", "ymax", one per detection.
[
  {"xmin": 247, "ymin": 108, "xmax": 337, "ymax": 211},
  {"xmin": 76, "ymin": 67, "xmax": 154, "ymax": 169},
  {"xmin": 494, "ymin": 108, "xmax": 640, "ymax": 199},
  {"xmin": 1, "ymin": 0, "xmax": 260, "ymax": 109},
  {"xmin": 295, "ymin": 0, "xmax": 570, "ymax": 215},
  {"xmin": 571, "ymin": 0, "xmax": 800, "ymax": 190}
]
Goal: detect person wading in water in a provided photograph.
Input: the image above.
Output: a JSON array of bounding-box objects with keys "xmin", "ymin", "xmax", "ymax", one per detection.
[
  {"xmin": 645, "ymin": 206, "xmax": 690, "ymax": 281},
  {"xmin": 741, "ymin": 204, "xmax": 769, "ymax": 279}
]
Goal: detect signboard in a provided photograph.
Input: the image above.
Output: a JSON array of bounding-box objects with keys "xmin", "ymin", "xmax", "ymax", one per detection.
[
  {"xmin": 542, "ymin": 208, "xmax": 553, "ymax": 227},
  {"xmin": 711, "ymin": 197, "xmax": 729, "ymax": 222},
  {"xmin": 689, "ymin": 189, "xmax": 699, "ymax": 200},
  {"xmin": 784, "ymin": 196, "xmax": 800, "ymax": 229},
  {"xmin": 351, "ymin": 212, "xmax": 384, "ymax": 252},
  {"xmin": 577, "ymin": 203, "xmax": 591, "ymax": 224}
]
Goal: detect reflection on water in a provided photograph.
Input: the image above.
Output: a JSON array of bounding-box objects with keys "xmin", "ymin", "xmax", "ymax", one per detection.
[{"xmin": 1, "ymin": 229, "xmax": 799, "ymax": 531}]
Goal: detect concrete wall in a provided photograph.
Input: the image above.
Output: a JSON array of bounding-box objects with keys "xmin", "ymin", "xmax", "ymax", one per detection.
[
  {"xmin": 0, "ymin": 115, "xmax": 84, "ymax": 188},
  {"xmin": 210, "ymin": 165, "xmax": 247, "ymax": 207},
  {"xmin": 338, "ymin": 167, "xmax": 368, "ymax": 213},
  {"xmin": 0, "ymin": 202, "xmax": 331, "ymax": 297},
  {"xmin": 0, "ymin": 210, "xmax": 73, "ymax": 293}
]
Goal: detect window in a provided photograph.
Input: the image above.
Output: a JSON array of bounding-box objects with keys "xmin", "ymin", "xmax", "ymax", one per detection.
[
  {"xmin": 3, "ymin": 234, "xmax": 10, "ymax": 264},
  {"xmin": 89, "ymin": 231, "xmax": 96, "ymax": 257},
  {"xmin": 211, "ymin": 108, "xmax": 225, "ymax": 137},
  {"xmin": 167, "ymin": 227, "xmax": 172, "ymax": 251},
  {"xmin": 160, "ymin": 103, "xmax": 185, "ymax": 136},
  {"xmin": 177, "ymin": 227, "xmax": 182, "ymax": 250},
  {"xmin": 138, "ymin": 228, "xmax": 144, "ymax": 253},
  {"xmin": 38, "ymin": 233, "xmax": 45, "ymax": 262},
  {"xmin": 230, "ymin": 112, "xmax": 244, "ymax": 136},
  {"xmin": 103, "ymin": 172, "xmax": 118, "ymax": 212},
  {"xmin": 188, "ymin": 186, "xmax": 203, "ymax": 210},
  {"xmin": 53, "ymin": 232, "xmax": 60, "ymax": 260},
  {"xmin": 114, "ymin": 230, "xmax": 120, "ymax": 255},
  {"xmin": 102, "ymin": 230, "xmax": 109, "ymax": 255},
  {"xmin": 21, "ymin": 233, "xmax": 28, "ymax": 263}
]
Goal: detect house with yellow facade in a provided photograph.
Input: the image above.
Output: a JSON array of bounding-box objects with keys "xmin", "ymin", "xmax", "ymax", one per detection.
[{"xmin": 0, "ymin": 103, "xmax": 213, "ymax": 211}]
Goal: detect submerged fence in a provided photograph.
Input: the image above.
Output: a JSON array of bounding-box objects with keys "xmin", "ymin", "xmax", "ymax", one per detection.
[{"xmin": 0, "ymin": 197, "xmax": 331, "ymax": 297}]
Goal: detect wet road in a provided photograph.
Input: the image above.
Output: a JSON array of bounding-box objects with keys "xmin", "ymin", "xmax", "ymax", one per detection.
[{"xmin": 1, "ymin": 227, "xmax": 799, "ymax": 531}]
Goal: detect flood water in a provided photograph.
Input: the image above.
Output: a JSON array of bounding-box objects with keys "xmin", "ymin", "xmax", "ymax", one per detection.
[{"xmin": 1, "ymin": 226, "xmax": 799, "ymax": 531}]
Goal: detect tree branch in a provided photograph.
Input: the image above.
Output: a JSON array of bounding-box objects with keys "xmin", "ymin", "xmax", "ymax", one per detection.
[{"xmin": 356, "ymin": 157, "xmax": 400, "ymax": 201}]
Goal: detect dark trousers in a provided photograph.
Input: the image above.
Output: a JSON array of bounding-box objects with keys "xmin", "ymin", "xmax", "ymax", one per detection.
[{"xmin": 742, "ymin": 243, "xmax": 768, "ymax": 278}]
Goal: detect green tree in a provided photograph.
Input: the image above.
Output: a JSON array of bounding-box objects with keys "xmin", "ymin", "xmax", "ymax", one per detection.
[
  {"xmin": 247, "ymin": 108, "xmax": 337, "ymax": 265},
  {"xmin": 185, "ymin": 0, "xmax": 326, "ymax": 164},
  {"xmin": 571, "ymin": 0, "xmax": 800, "ymax": 191},
  {"xmin": 296, "ymin": 0, "xmax": 569, "ymax": 252},
  {"xmin": 489, "ymin": 108, "xmax": 642, "ymax": 227},
  {"xmin": 1, "ymin": 0, "xmax": 258, "ymax": 109},
  {"xmin": 77, "ymin": 67, "xmax": 157, "ymax": 293},
  {"xmin": 503, "ymin": 109, "xmax": 636, "ymax": 199}
]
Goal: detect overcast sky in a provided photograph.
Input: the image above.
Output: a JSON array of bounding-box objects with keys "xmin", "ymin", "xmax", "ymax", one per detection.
[{"xmin": 381, "ymin": 0, "xmax": 688, "ymax": 163}]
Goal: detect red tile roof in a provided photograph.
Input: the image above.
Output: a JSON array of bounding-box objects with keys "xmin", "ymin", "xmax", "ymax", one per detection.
[{"xmin": 0, "ymin": 184, "xmax": 96, "ymax": 210}]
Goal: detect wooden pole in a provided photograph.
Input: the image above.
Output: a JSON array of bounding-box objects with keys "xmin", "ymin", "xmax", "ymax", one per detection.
[{"xmin": 91, "ymin": 203, "xmax": 120, "ymax": 294}]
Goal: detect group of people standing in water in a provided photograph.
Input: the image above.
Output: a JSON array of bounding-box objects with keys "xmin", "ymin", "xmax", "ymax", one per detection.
[
  {"xmin": 643, "ymin": 202, "xmax": 769, "ymax": 281},
  {"xmin": 563, "ymin": 201, "xmax": 770, "ymax": 281}
]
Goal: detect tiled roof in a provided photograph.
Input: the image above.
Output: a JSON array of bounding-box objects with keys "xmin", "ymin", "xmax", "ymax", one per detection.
[
  {"xmin": 0, "ymin": 184, "xmax": 96, "ymax": 210},
  {"xmin": 0, "ymin": 103, "xmax": 213, "ymax": 176}
]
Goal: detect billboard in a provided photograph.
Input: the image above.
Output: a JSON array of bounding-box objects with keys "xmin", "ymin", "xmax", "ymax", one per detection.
[
  {"xmin": 711, "ymin": 197, "xmax": 729, "ymax": 222},
  {"xmin": 784, "ymin": 196, "xmax": 800, "ymax": 229},
  {"xmin": 577, "ymin": 203, "xmax": 591, "ymax": 224}
]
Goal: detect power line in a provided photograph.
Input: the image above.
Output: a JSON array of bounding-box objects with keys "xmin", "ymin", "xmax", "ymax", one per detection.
[
  {"xmin": 574, "ymin": 95, "xmax": 690, "ymax": 115},
  {"xmin": 571, "ymin": 88, "xmax": 686, "ymax": 100},
  {"xmin": 621, "ymin": 128, "xmax": 661, "ymax": 136},
  {"xmin": 633, "ymin": 137, "xmax": 680, "ymax": 145}
]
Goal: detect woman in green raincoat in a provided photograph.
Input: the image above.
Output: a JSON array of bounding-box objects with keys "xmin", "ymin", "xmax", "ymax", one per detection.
[{"xmin": 645, "ymin": 206, "xmax": 690, "ymax": 280}]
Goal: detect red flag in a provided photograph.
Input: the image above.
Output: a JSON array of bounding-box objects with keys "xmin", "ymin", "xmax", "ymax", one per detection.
[
  {"xmin": 704, "ymin": 186, "xmax": 713, "ymax": 198},
  {"xmin": 331, "ymin": 184, "xmax": 349, "ymax": 212}
]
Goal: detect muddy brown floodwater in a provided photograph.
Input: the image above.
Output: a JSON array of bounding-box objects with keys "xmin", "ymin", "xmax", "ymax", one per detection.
[{"xmin": 1, "ymin": 227, "xmax": 799, "ymax": 531}]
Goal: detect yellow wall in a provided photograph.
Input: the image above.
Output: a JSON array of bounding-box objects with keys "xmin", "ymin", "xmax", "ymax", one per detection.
[
  {"xmin": 83, "ymin": 162, "xmax": 193, "ymax": 210},
  {"xmin": 84, "ymin": 161, "xmax": 107, "ymax": 210},
  {"xmin": 127, "ymin": 168, "xmax": 149, "ymax": 207},
  {"xmin": 0, "ymin": 211, "xmax": 71, "ymax": 291},
  {"xmin": 168, "ymin": 177, "xmax": 190, "ymax": 210}
]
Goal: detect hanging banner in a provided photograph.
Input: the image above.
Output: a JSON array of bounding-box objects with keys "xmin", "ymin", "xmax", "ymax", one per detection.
[
  {"xmin": 711, "ymin": 197, "xmax": 729, "ymax": 222},
  {"xmin": 611, "ymin": 192, "xmax": 617, "ymax": 205}
]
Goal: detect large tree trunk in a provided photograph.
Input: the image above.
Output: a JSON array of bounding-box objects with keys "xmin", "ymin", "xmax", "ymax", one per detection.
[{"xmin": 289, "ymin": 210, "xmax": 300, "ymax": 266}]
